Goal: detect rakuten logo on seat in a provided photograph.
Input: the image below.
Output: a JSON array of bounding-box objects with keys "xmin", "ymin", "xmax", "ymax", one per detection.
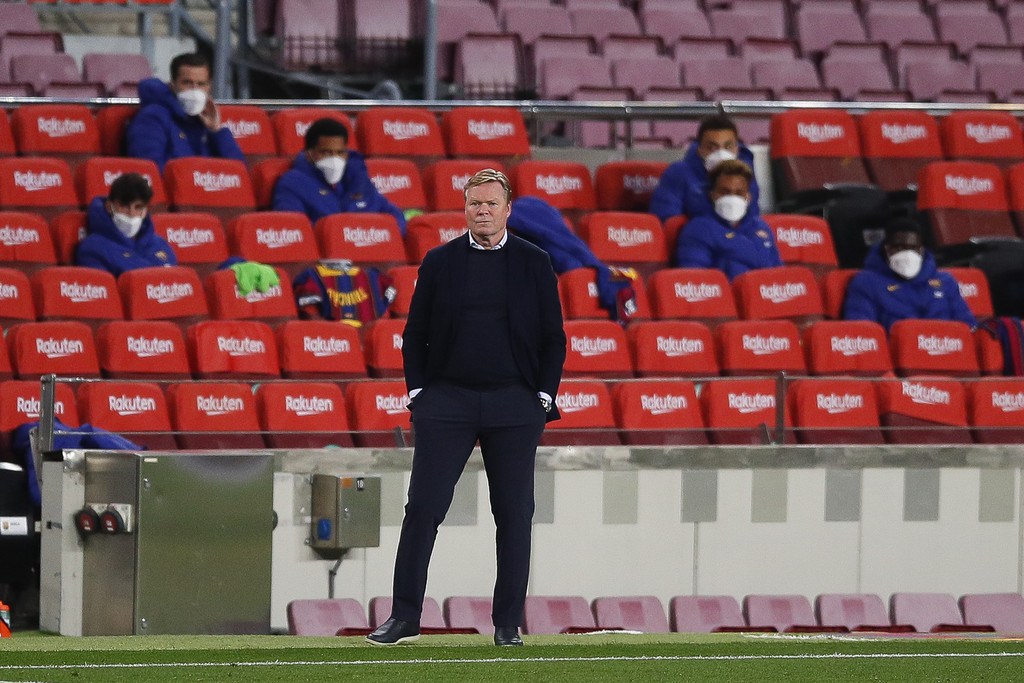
[
  {"xmin": 108, "ymin": 394, "xmax": 157, "ymax": 416},
  {"xmin": 145, "ymin": 282, "xmax": 194, "ymax": 303},
  {"xmin": 796, "ymin": 122, "xmax": 845, "ymax": 143},
  {"xmin": 216, "ymin": 336, "xmax": 267, "ymax": 356},
  {"xmin": 759, "ymin": 282, "xmax": 807, "ymax": 304},
  {"xmin": 196, "ymin": 394, "xmax": 244, "ymax": 416},
  {"xmin": 192, "ymin": 171, "xmax": 242, "ymax": 192},
  {"xmin": 166, "ymin": 227, "xmax": 215, "ymax": 249},
  {"xmin": 622, "ymin": 174, "xmax": 659, "ymax": 193},
  {"xmin": 383, "ymin": 120, "xmax": 429, "ymax": 141},
  {"xmin": 555, "ymin": 391, "xmax": 600, "ymax": 413},
  {"xmin": 673, "ymin": 281, "xmax": 722, "ymax": 302},
  {"xmin": 991, "ymin": 391, "xmax": 1024, "ymax": 412},
  {"xmin": 741, "ymin": 334, "xmax": 790, "ymax": 355},
  {"xmin": 656, "ymin": 336, "xmax": 704, "ymax": 357},
  {"xmin": 302, "ymin": 335, "xmax": 351, "ymax": 357},
  {"xmin": 343, "ymin": 226, "xmax": 392, "ymax": 247},
  {"xmin": 727, "ymin": 392, "xmax": 774, "ymax": 413},
  {"xmin": 285, "ymin": 394, "xmax": 335, "ymax": 416},
  {"xmin": 225, "ymin": 119, "xmax": 262, "ymax": 138},
  {"xmin": 640, "ymin": 393, "xmax": 688, "ymax": 415},
  {"xmin": 37, "ymin": 117, "xmax": 86, "ymax": 138},
  {"xmin": 535, "ymin": 174, "xmax": 582, "ymax": 194},
  {"xmin": 830, "ymin": 335, "xmax": 879, "ymax": 356},
  {"xmin": 14, "ymin": 170, "xmax": 62, "ymax": 191},
  {"xmin": 965, "ymin": 123, "xmax": 1012, "ymax": 144},
  {"xmin": 36, "ymin": 337, "xmax": 84, "ymax": 358},
  {"xmin": 607, "ymin": 226, "xmax": 653, "ymax": 248},
  {"xmin": 815, "ymin": 392, "xmax": 864, "ymax": 414},
  {"xmin": 916, "ymin": 334, "xmax": 963, "ymax": 356},
  {"xmin": 0, "ymin": 225, "xmax": 41, "ymax": 246},
  {"xmin": 16, "ymin": 396, "xmax": 66, "ymax": 419},
  {"xmin": 467, "ymin": 120, "xmax": 516, "ymax": 140},
  {"xmin": 570, "ymin": 336, "xmax": 617, "ymax": 357},
  {"xmin": 375, "ymin": 393, "xmax": 409, "ymax": 414},
  {"xmin": 776, "ymin": 227, "xmax": 823, "ymax": 247},
  {"xmin": 901, "ymin": 381, "xmax": 950, "ymax": 406},
  {"xmin": 127, "ymin": 336, "xmax": 175, "ymax": 358},
  {"xmin": 103, "ymin": 170, "xmax": 154, "ymax": 188},
  {"xmin": 880, "ymin": 123, "xmax": 928, "ymax": 145},
  {"xmin": 945, "ymin": 175, "xmax": 994, "ymax": 195},
  {"xmin": 256, "ymin": 228, "xmax": 304, "ymax": 248},
  {"xmin": 60, "ymin": 281, "xmax": 108, "ymax": 303},
  {"xmin": 371, "ymin": 174, "xmax": 413, "ymax": 195}
]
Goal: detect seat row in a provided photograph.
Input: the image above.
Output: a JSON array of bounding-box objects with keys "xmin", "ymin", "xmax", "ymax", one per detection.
[{"xmin": 285, "ymin": 590, "xmax": 1024, "ymax": 636}]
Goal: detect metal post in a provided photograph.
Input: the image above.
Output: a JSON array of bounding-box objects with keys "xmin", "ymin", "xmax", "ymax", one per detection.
[
  {"xmin": 773, "ymin": 371, "xmax": 787, "ymax": 445},
  {"xmin": 38, "ymin": 374, "xmax": 56, "ymax": 453},
  {"xmin": 212, "ymin": 0, "xmax": 233, "ymax": 99},
  {"xmin": 424, "ymin": 0, "xmax": 438, "ymax": 100},
  {"xmin": 138, "ymin": 10, "xmax": 155, "ymax": 72}
]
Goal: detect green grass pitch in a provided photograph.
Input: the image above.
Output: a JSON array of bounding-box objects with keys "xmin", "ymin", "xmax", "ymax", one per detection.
[{"xmin": 3, "ymin": 632, "xmax": 1024, "ymax": 682}]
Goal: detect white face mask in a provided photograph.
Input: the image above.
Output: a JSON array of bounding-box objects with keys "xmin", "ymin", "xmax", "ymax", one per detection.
[
  {"xmin": 112, "ymin": 211, "xmax": 145, "ymax": 239},
  {"xmin": 714, "ymin": 194, "xmax": 748, "ymax": 224},
  {"xmin": 888, "ymin": 249, "xmax": 924, "ymax": 280},
  {"xmin": 177, "ymin": 88, "xmax": 207, "ymax": 117},
  {"xmin": 315, "ymin": 156, "xmax": 346, "ymax": 185},
  {"xmin": 704, "ymin": 148, "xmax": 737, "ymax": 172}
]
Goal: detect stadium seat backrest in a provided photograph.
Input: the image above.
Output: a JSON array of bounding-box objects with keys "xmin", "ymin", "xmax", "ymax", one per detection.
[
  {"xmin": 355, "ymin": 107, "xmax": 445, "ymax": 163},
  {"xmin": 874, "ymin": 376, "xmax": 971, "ymax": 444},
  {"xmin": 186, "ymin": 319, "xmax": 280, "ymax": 379},
  {"xmin": 761, "ymin": 214, "xmax": 838, "ymax": 276},
  {"xmin": 769, "ymin": 109, "xmax": 869, "ymax": 194},
  {"xmin": 732, "ymin": 265, "xmax": 823, "ymax": 327},
  {"xmin": 820, "ymin": 268, "xmax": 858, "ymax": 319},
  {"xmin": 558, "ymin": 267, "xmax": 651, "ymax": 321},
  {"xmin": 917, "ymin": 160, "xmax": 1016, "ymax": 245},
  {"xmin": 0, "ymin": 110, "xmax": 15, "ymax": 156},
  {"xmin": 646, "ymin": 268, "xmax": 738, "ymax": 325},
  {"xmin": 150, "ymin": 212, "xmax": 229, "ymax": 279},
  {"xmin": 9, "ymin": 320, "xmax": 99, "ymax": 379},
  {"xmin": 314, "ymin": 212, "xmax": 406, "ymax": 267},
  {"xmin": 163, "ymin": 158, "xmax": 256, "ymax": 221},
  {"xmin": 362, "ymin": 318, "xmax": 406, "ymax": 378},
  {"xmin": 960, "ymin": 593, "xmax": 1024, "ymax": 633},
  {"xmin": 166, "ymin": 381, "xmax": 264, "ymax": 449},
  {"xmin": 31, "ymin": 266, "xmax": 122, "ymax": 327},
  {"xmin": 251, "ymin": 157, "xmax": 293, "ymax": 209},
  {"xmin": 801, "ymin": 320, "xmax": 892, "ymax": 376},
  {"xmin": 522, "ymin": 595, "xmax": 597, "ymax": 635},
  {"xmin": 888, "ymin": 319, "xmax": 979, "ymax": 377},
  {"xmin": 344, "ymin": 379, "xmax": 410, "ymax": 448},
  {"xmin": 670, "ymin": 595, "xmax": 745, "ymax": 633},
  {"xmin": 715, "ymin": 319, "xmax": 805, "ymax": 376},
  {"xmin": 890, "ymin": 593, "xmax": 964, "ymax": 633},
  {"xmin": 275, "ymin": 319, "xmax": 366, "ymax": 380},
  {"xmin": 0, "ymin": 333, "xmax": 12, "ymax": 381},
  {"xmin": 700, "ymin": 377, "xmax": 788, "ymax": 445},
  {"xmin": 941, "ymin": 111, "xmax": 1024, "ymax": 166},
  {"xmin": 226, "ymin": 211, "xmax": 319, "ymax": 279},
  {"xmin": 271, "ymin": 108, "xmax": 357, "ymax": 157},
  {"xmin": 940, "ymin": 267, "xmax": 994, "ymax": 318},
  {"xmin": 405, "ymin": 211, "xmax": 467, "ymax": 262},
  {"xmin": 857, "ymin": 109, "xmax": 943, "ymax": 192},
  {"xmin": 611, "ymin": 379, "xmax": 707, "ymax": 446},
  {"xmin": 625, "ymin": 319, "xmax": 718, "ymax": 377},
  {"xmin": 0, "ymin": 211, "xmax": 56, "ymax": 274},
  {"xmin": 204, "ymin": 266, "xmax": 297, "ymax": 325},
  {"xmin": 0, "ymin": 267, "xmax": 35, "ymax": 325},
  {"xmin": 387, "ymin": 265, "xmax": 418, "ymax": 318},
  {"xmin": 364, "ymin": 157, "xmax": 426, "ymax": 210},
  {"xmin": 594, "ymin": 161, "xmax": 669, "ymax": 212},
  {"xmin": 422, "ymin": 160, "xmax": 505, "ymax": 211},
  {"xmin": 285, "ymin": 598, "xmax": 368, "ymax": 636},
  {"xmin": 816, "ymin": 594, "xmax": 891, "ymax": 631},
  {"xmin": 0, "ymin": 157, "xmax": 78, "ymax": 220},
  {"xmin": 218, "ymin": 104, "xmax": 277, "ymax": 159},
  {"xmin": 0, "ymin": 379, "xmax": 77, "ymax": 433},
  {"xmin": 579, "ymin": 211, "xmax": 668, "ymax": 278},
  {"xmin": 95, "ymin": 105, "xmax": 137, "ymax": 157},
  {"xmin": 441, "ymin": 107, "xmax": 530, "ymax": 161},
  {"xmin": 562, "ymin": 319, "xmax": 633, "ymax": 378},
  {"xmin": 256, "ymin": 381, "xmax": 352, "ymax": 449},
  {"xmin": 50, "ymin": 210, "xmax": 86, "ymax": 265},
  {"xmin": 787, "ymin": 377, "xmax": 883, "ymax": 445},
  {"xmin": 592, "ymin": 596, "xmax": 670, "ymax": 633},
  {"xmin": 510, "ymin": 160, "xmax": 596, "ymax": 212},
  {"xmin": 74, "ymin": 156, "xmax": 166, "ymax": 208},
  {"xmin": 370, "ymin": 596, "xmax": 446, "ymax": 630},
  {"xmin": 118, "ymin": 266, "xmax": 207, "ymax": 326},
  {"xmin": 95, "ymin": 320, "xmax": 190, "ymax": 379},
  {"xmin": 542, "ymin": 379, "xmax": 619, "ymax": 446},
  {"xmin": 966, "ymin": 379, "xmax": 1024, "ymax": 444},
  {"xmin": 744, "ymin": 595, "xmax": 816, "ymax": 632},
  {"xmin": 77, "ymin": 380, "xmax": 172, "ymax": 441},
  {"xmin": 11, "ymin": 104, "xmax": 100, "ymax": 160}
]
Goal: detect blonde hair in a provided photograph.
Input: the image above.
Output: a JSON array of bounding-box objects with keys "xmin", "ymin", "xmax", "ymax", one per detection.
[{"xmin": 463, "ymin": 168, "xmax": 512, "ymax": 202}]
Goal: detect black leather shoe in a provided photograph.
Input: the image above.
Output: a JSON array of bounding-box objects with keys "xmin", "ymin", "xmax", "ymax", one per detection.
[
  {"xmin": 366, "ymin": 618, "xmax": 420, "ymax": 645},
  {"xmin": 494, "ymin": 626, "xmax": 523, "ymax": 646}
]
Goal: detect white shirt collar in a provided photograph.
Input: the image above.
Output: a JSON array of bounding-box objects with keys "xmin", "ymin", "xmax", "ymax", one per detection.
[{"xmin": 468, "ymin": 229, "xmax": 508, "ymax": 250}]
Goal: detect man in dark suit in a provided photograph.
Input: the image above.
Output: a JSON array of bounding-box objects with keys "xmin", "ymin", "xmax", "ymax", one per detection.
[{"xmin": 367, "ymin": 169, "xmax": 566, "ymax": 647}]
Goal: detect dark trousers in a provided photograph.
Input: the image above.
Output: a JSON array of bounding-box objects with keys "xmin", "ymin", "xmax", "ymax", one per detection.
[{"xmin": 390, "ymin": 380, "xmax": 547, "ymax": 628}]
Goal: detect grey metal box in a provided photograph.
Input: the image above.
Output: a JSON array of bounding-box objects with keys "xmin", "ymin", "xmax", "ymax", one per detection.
[{"xmin": 310, "ymin": 474, "xmax": 381, "ymax": 550}]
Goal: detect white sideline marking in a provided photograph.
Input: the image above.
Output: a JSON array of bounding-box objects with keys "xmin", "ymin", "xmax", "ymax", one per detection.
[{"xmin": 2, "ymin": 652, "xmax": 1024, "ymax": 671}]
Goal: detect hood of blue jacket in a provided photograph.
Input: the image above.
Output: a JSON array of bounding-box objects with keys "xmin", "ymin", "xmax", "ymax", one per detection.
[
  {"xmin": 137, "ymin": 77, "xmax": 190, "ymax": 120},
  {"xmin": 86, "ymin": 196, "xmax": 157, "ymax": 247},
  {"xmin": 291, "ymin": 148, "xmax": 371, "ymax": 189}
]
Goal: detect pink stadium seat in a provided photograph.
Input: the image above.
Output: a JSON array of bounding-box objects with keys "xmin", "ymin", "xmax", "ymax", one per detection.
[
  {"xmin": 538, "ymin": 54, "xmax": 611, "ymax": 100},
  {"xmin": 905, "ymin": 60, "xmax": 976, "ymax": 102},
  {"xmin": 274, "ymin": 0, "xmax": 340, "ymax": 69},
  {"xmin": 935, "ymin": 1, "xmax": 1009, "ymax": 55},
  {"xmin": 454, "ymin": 33, "xmax": 523, "ymax": 100},
  {"xmin": 569, "ymin": 5, "xmax": 641, "ymax": 44},
  {"xmin": 890, "ymin": 592, "xmax": 981, "ymax": 633},
  {"xmin": 679, "ymin": 56, "xmax": 751, "ymax": 99},
  {"xmin": 286, "ymin": 598, "xmax": 368, "ymax": 636},
  {"xmin": 864, "ymin": 1, "xmax": 937, "ymax": 52},
  {"xmin": 960, "ymin": 593, "xmax": 1024, "ymax": 633},
  {"xmin": 611, "ymin": 57, "xmax": 680, "ymax": 98},
  {"xmin": 744, "ymin": 594, "xmax": 818, "ymax": 633},
  {"xmin": 592, "ymin": 596, "xmax": 669, "ymax": 633},
  {"xmin": 750, "ymin": 58, "xmax": 821, "ymax": 94},
  {"xmin": 670, "ymin": 595, "xmax": 747, "ymax": 633},
  {"xmin": 816, "ymin": 594, "xmax": 903, "ymax": 632},
  {"xmin": 369, "ymin": 596, "xmax": 446, "ymax": 630},
  {"xmin": 641, "ymin": 4, "xmax": 711, "ymax": 47},
  {"xmin": 523, "ymin": 595, "xmax": 597, "ymax": 635},
  {"xmin": 795, "ymin": 0, "xmax": 868, "ymax": 55},
  {"xmin": 500, "ymin": 4, "xmax": 571, "ymax": 46},
  {"xmin": 709, "ymin": 3, "xmax": 787, "ymax": 42},
  {"xmin": 444, "ymin": 596, "xmax": 493, "ymax": 635},
  {"xmin": 10, "ymin": 53, "xmax": 82, "ymax": 96},
  {"xmin": 82, "ymin": 52, "xmax": 153, "ymax": 97},
  {"xmin": 820, "ymin": 54, "xmax": 897, "ymax": 101}
]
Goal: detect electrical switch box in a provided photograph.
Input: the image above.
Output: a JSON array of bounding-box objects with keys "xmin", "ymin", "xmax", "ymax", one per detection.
[{"xmin": 310, "ymin": 474, "xmax": 381, "ymax": 553}]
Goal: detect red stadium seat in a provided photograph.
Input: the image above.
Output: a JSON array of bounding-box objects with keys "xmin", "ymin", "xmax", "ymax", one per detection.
[
  {"xmin": 761, "ymin": 214, "xmax": 838, "ymax": 279},
  {"xmin": 95, "ymin": 105, "xmax": 137, "ymax": 157},
  {"xmin": 646, "ymin": 268, "xmax": 738, "ymax": 327},
  {"xmin": 592, "ymin": 596, "xmax": 670, "ymax": 633},
  {"xmin": 577, "ymin": 211, "xmax": 668, "ymax": 280},
  {"xmin": 74, "ymin": 157, "xmax": 166, "ymax": 210},
  {"xmin": 857, "ymin": 110, "xmax": 943, "ymax": 193},
  {"xmin": 562, "ymin": 319, "xmax": 633, "ymax": 378},
  {"xmin": 364, "ymin": 157, "xmax": 427, "ymax": 211},
  {"xmin": 441, "ymin": 107, "xmax": 530, "ymax": 164},
  {"xmin": 700, "ymin": 377, "xmax": 791, "ymax": 445},
  {"xmin": 8, "ymin": 320, "xmax": 99, "ymax": 380},
  {"xmin": 355, "ymin": 107, "xmax": 446, "ymax": 167},
  {"xmin": 204, "ymin": 266, "xmax": 297, "ymax": 326},
  {"xmin": 95, "ymin": 320, "xmax": 191, "ymax": 380},
  {"xmin": 218, "ymin": 104, "xmax": 277, "ymax": 163},
  {"xmin": 186, "ymin": 319, "xmax": 280, "ymax": 379},
  {"xmin": 819, "ymin": 268, "xmax": 858, "ymax": 320},
  {"xmin": 150, "ymin": 213, "xmax": 229, "ymax": 280},
  {"xmin": 49, "ymin": 210, "xmax": 86, "ymax": 265},
  {"xmin": 0, "ymin": 334, "xmax": 13, "ymax": 382},
  {"xmin": 788, "ymin": 377, "xmax": 884, "ymax": 445},
  {"xmin": 731, "ymin": 265, "xmax": 824, "ymax": 329},
  {"xmin": 801, "ymin": 320, "xmax": 892, "ymax": 377},
  {"xmin": 286, "ymin": 598, "xmax": 368, "ymax": 636},
  {"xmin": 0, "ymin": 110, "xmax": 16, "ymax": 157},
  {"xmin": 594, "ymin": 161, "xmax": 669, "ymax": 212},
  {"xmin": 422, "ymin": 160, "xmax": 504, "ymax": 212},
  {"xmin": 314, "ymin": 212, "xmax": 407, "ymax": 269},
  {"xmin": 0, "ymin": 380, "xmax": 77, "ymax": 459},
  {"xmin": 0, "ymin": 268, "xmax": 35, "ymax": 327},
  {"xmin": 226, "ymin": 211, "xmax": 319, "ymax": 281},
  {"xmin": 888, "ymin": 319, "xmax": 979, "ymax": 377},
  {"xmin": 611, "ymin": 379, "xmax": 707, "ymax": 446},
  {"xmin": 275, "ymin": 319, "xmax": 367, "ymax": 381},
  {"xmin": 344, "ymin": 379, "xmax": 411, "ymax": 448},
  {"xmin": 1005, "ymin": 162, "xmax": 1024, "ymax": 236},
  {"xmin": 387, "ymin": 265, "xmax": 418, "ymax": 318},
  {"xmin": 77, "ymin": 381, "xmax": 176, "ymax": 451},
  {"xmin": 522, "ymin": 595, "xmax": 597, "ymax": 635},
  {"xmin": 270, "ymin": 108, "xmax": 357, "ymax": 157},
  {"xmin": 509, "ymin": 160, "xmax": 595, "ymax": 225},
  {"xmin": 542, "ymin": 379, "xmax": 619, "ymax": 446},
  {"xmin": 558, "ymin": 267, "xmax": 651, "ymax": 321},
  {"xmin": 255, "ymin": 381, "xmax": 353, "ymax": 448},
  {"xmin": 769, "ymin": 109, "xmax": 870, "ymax": 197},
  {"xmin": 251, "ymin": 157, "xmax": 292, "ymax": 209},
  {"xmin": 940, "ymin": 111, "xmax": 1024, "ymax": 169},
  {"xmin": 941, "ymin": 267, "xmax": 994, "ymax": 319},
  {"xmin": 163, "ymin": 158, "xmax": 256, "ymax": 224},
  {"xmin": 966, "ymin": 379, "xmax": 1024, "ymax": 444},
  {"xmin": 875, "ymin": 376, "xmax": 971, "ymax": 445},
  {"xmin": 405, "ymin": 211, "xmax": 466, "ymax": 263},
  {"xmin": 917, "ymin": 161, "xmax": 1018, "ymax": 246},
  {"xmin": 362, "ymin": 318, "xmax": 406, "ymax": 378},
  {"xmin": 166, "ymin": 381, "xmax": 266, "ymax": 450},
  {"xmin": 0, "ymin": 212, "xmax": 56, "ymax": 275},
  {"xmin": 118, "ymin": 266, "xmax": 207, "ymax": 330},
  {"xmin": 670, "ymin": 595, "xmax": 747, "ymax": 633},
  {"xmin": 10, "ymin": 105, "xmax": 100, "ymax": 171},
  {"xmin": 31, "ymin": 266, "xmax": 122, "ymax": 332},
  {"xmin": 744, "ymin": 595, "xmax": 817, "ymax": 633},
  {"xmin": 715, "ymin": 319, "xmax": 805, "ymax": 377},
  {"xmin": 625, "ymin": 320, "xmax": 718, "ymax": 378},
  {"xmin": 0, "ymin": 157, "xmax": 79, "ymax": 223}
]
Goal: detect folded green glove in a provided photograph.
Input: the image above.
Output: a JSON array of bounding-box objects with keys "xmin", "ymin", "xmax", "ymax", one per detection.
[
  {"xmin": 230, "ymin": 261, "xmax": 280, "ymax": 296},
  {"xmin": 403, "ymin": 208, "xmax": 424, "ymax": 221}
]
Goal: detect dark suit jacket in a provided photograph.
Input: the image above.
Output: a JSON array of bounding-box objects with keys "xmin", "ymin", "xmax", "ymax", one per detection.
[{"xmin": 403, "ymin": 232, "xmax": 567, "ymax": 421}]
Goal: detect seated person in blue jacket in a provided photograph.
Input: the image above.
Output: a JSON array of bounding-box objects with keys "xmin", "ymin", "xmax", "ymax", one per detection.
[
  {"xmin": 271, "ymin": 117, "xmax": 407, "ymax": 235},
  {"xmin": 843, "ymin": 219, "xmax": 977, "ymax": 332},
  {"xmin": 126, "ymin": 52, "xmax": 245, "ymax": 172},
  {"xmin": 675, "ymin": 159, "xmax": 781, "ymax": 281},
  {"xmin": 649, "ymin": 114, "xmax": 760, "ymax": 223},
  {"xmin": 76, "ymin": 172, "xmax": 177, "ymax": 277}
]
